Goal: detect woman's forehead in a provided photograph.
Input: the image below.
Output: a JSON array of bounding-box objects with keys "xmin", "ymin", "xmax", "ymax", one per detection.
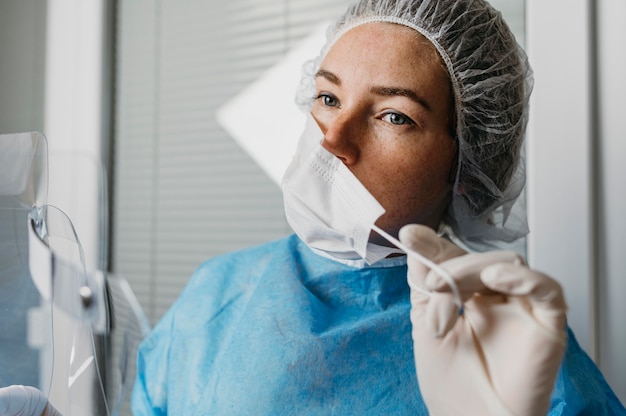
[
  {"xmin": 322, "ymin": 22, "xmax": 444, "ymax": 76},
  {"xmin": 327, "ymin": 22, "xmax": 439, "ymax": 59},
  {"xmin": 319, "ymin": 22, "xmax": 451, "ymax": 105}
]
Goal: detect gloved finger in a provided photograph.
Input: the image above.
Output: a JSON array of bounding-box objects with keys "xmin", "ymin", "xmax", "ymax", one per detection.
[
  {"xmin": 481, "ymin": 262, "xmax": 568, "ymax": 340},
  {"xmin": 424, "ymin": 251, "xmax": 522, "ymax": 298},
  {"xmin": 399, "ymin": 224, "xmax": 466, "ymax": 290},
  {"xmin": 0, "ymin": 385, "xmax": 48, "ymax": 416},
  {"xmin": 399, "ymin": 224, "xmax": 467, "ymax": 263},
  {"xmin": 424, "ymin": 291, "xmax": 459, "ymax": 337}
]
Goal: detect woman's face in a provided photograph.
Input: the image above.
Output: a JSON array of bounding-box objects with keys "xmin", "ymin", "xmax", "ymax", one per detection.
[{"xmin": 311, "ymin": 22, "xmax": 456, "ymax": 244}]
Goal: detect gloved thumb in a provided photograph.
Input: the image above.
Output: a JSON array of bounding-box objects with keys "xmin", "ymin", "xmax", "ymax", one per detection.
[
  {"xmin": 399, "ymin": 224, "xmax": 466, "ymax": 280},
  {"xmin": 399, "ymin": 224, "xmax": 467, "ymax": 336},
  {"xmin": 0, "ymin": 385, "xmax": 62, "ymax": 416}
]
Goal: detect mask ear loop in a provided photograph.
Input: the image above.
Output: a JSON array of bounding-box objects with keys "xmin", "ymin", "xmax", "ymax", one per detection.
[{"xmin": 371, "ymin": 225, "xmax": 464, "ymax": 315}]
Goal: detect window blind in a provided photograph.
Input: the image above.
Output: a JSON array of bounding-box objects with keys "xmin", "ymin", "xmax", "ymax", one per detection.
[{"xmin": 113, "ymin": 0, "xmax": 354, "ymax": 325}]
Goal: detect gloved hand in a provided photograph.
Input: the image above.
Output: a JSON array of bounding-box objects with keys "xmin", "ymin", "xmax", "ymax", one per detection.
[
  {"xmin": 399, "ymin": 224, "xmax": 567, "ymax": 416},
  {"xmin": 0, "ymin": 385, "xmax": 62, "ymax": 416}
]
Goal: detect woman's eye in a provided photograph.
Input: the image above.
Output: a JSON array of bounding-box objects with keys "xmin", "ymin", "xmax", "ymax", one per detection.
[
  {"xmin": 317, "ymin": 93, "xmax": 339, "ymax": 108},
  {"xmin": 382, "ymin": 112, "xmax": 415, "ymax": 126},
  {"xmin": 382, "ymin": 112, "xmax": 414, "ymax": 125}
]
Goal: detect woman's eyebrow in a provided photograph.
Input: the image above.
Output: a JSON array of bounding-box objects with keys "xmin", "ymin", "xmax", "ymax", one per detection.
[
  {"xmin": 370, "ymin": 86, "xmax": 432, "ymax": 111},
  {"xmin": 315, "ymin": 69, "xmax": 341, "ymax": 86},
  {"xmin": 315, "ymin": 69, "xmax": 431, "ymax": 111}
]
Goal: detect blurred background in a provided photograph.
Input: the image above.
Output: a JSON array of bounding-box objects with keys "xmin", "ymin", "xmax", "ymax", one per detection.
[{"xmin": 0, "ymin": 0, "xmax": 624, "ymax": 411}]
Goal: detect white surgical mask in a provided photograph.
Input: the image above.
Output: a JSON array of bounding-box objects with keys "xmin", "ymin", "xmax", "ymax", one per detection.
[{"xmin": 281, "ymin": 115, "xmax": 403, "ymax": 264}]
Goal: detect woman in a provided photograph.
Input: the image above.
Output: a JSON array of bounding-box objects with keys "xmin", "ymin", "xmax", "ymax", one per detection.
[{"xmin": 132, "ymin": 0, "xmax": 625, "ymax": 414}]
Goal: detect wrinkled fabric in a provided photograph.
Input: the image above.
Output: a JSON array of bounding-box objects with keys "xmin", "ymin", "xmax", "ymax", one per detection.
[{"xmin": 132, "ymin": 235, "xmax": 625, "ymax": 415}]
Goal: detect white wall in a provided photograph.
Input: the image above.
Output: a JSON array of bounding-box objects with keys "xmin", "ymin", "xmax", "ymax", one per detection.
[
  {"xmin": 44, "ymin": 0, "xmax": 107, "ymax": 269},
  {"xmin": 596, "ymin": 0, "xmax": 626, "ymax": 403},
  {"xmin": 527, "ymin": 0, "xmax": 626, "ymax": 403},
  {"xmin": 526, "ymin": 0, "xmax": 594, "ymax": 353},
  {"xmin": 0, "ymin": 0, "xmax": 46, "ymax": 134},
  {"xmin": 44, "ymin": 0, "xmax": 108, "ymax": 413}
]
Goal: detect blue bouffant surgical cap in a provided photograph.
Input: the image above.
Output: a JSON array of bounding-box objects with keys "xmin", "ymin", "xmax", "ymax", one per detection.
[{"xmin": 296, "ymin": 0, "xmax": 533, "ymax": 252}]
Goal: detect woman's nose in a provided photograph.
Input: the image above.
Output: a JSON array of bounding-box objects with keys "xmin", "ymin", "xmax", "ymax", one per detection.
[{"xmin": 316, "ymin": 111, "xmax": 361, "ymax": 166}]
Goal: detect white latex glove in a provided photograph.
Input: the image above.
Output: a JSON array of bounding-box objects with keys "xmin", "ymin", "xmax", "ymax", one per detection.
[
  {"xmin": 0, "ymin": 385, "xmax": 62, "ymax": 416},
  {"xmin": 399, "ymin": 224, "xmax": 567, "ymax": 416}
]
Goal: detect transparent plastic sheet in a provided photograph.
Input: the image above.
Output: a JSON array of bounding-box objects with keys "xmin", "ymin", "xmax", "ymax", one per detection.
[
  {"xmin": 29, "ymin": 205, "xmax": 108, "ymax": 415},
  {"xmin": 1, "ymin": 132, "xmax": 150, "ymax": 415},
  {"xmin": 0, "ymin": 132, "xmax": 53, "ymax": 398},
  {"xmin": 101, "ymin": 274, "xmax": 151, "ymax": 415},
  {"xmin": 28, "ymin": 206, "xmax": 150, "ymax": 415}
]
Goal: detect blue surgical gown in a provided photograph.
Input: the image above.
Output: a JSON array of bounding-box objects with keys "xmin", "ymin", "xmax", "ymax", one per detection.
[{"xmin": 132, "ymin": 234, "xmax": 625, "ymax": 415}]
